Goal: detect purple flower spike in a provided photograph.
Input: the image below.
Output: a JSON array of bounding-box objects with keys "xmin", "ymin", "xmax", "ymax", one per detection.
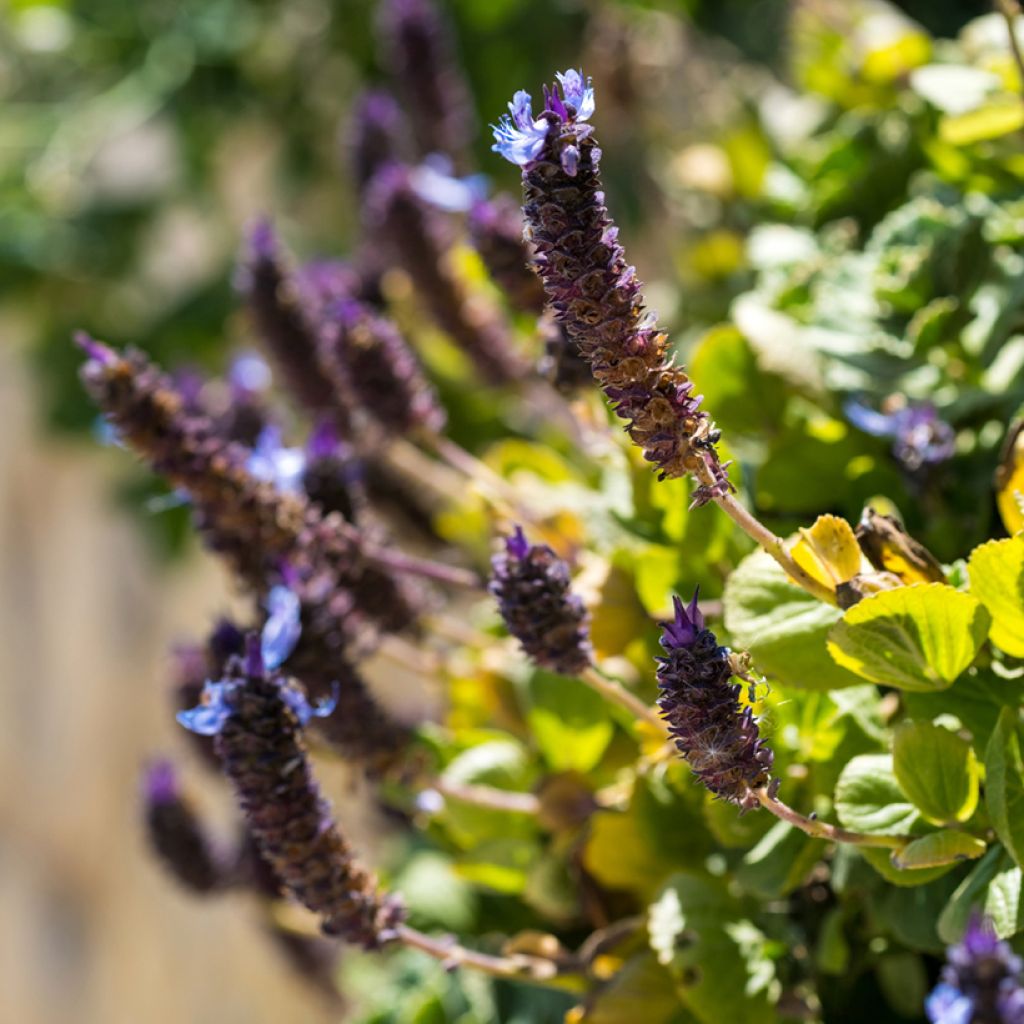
[
  {"xmin": 492, "ymin": 71, "xmax": 731, "ymax": 496},
  {"xmin": 489, "ymin": 527, "xmax": 592, "ymax": 676},
  {"xmin": 191, "ymin": 646, "xmax": 405, "ymax": 945},
  {"xmin": 656, "ymin": 591, "xmax": 773, "ymax": 806},
  {"xmin": 142, "ymin": 757, "xmax": 227, "ymax": 893},
  {"xmin": 926, "ymin": 913, "xmax": 1024, "ymax": 1024},
  {"xmin": 261, "ymin": 585, "xmax": 303, "ymax": 671}
]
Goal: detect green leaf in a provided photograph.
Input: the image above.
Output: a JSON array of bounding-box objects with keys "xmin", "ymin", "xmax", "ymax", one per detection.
[
  {"xmin": 723, "ymin": 550, "xmax": 867, "ymax": 691},
  {"xmin": 891, "ymin": 831, "xmax": 987, "ymax": 870},
  {"xmin": 939, "ymin": 97, "xmax": 1024, "ymax": 145},
  {"xmin": 877, "ymin": 872, "xmax": 966, "ymax": 952},
  {"xmin": 826, "ymin": 583, "xmax": 989, "ymax": 692},
  {"xmin": 939, "ymin": 847, "xmax": 1024, "ymax": 942},
  {"xmin": 985, "ymin": 709, "xmax": 1024, "ymax": 868},
  {"xmin": 835, "ymin": 754, "xmax": 920, "ymax": 835},
  {"xmin": 527, "ymin": 670, "xmax": 614, "ymax": 774},
  {"xmin": 893, "ymin": 720, "xmax": 981, "ymax": 824},
  {"xmin": 394, "ymin": 852, "xmax": 477, "ymax": 931},
  {"xmin": 454, "ymin": 838, "xmax": 538, "ymax": 895},
  {"xmin": 969, "ymin": 537, "xmax": 1024, "ymax": 658},
  {"xmin": 578, "ymin": 953, "xmax": 688, "ymax": 1024},
  {"xmin": 737, "ymin": 821, "xmax": 822, "ymax": 898},
  {"xmin": 875, "ymin": 954, "xmax": 928, "ymax": 1020},
  {"xmin": 648, "ymin": 875, "xmax": 777, "ymax": 1024}
]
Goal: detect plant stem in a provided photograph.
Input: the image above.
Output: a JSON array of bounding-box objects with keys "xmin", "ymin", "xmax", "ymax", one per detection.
[
  {"xmin": 708, "ymin": 482, "xmax": 836, "ymax": 606},
  {"xmin": 581, "ymin": 665, "xmax": 669, "ymax": 736},
  {"xmin": 397, "ymin": 925, "xmax": 568, "ymax": 985},
  {"xmin": 997, "ymin": 0, "xmax": 1024, "ymax": 102},
  {"xmin": 431, "ymin": 779, "xmax": 540, "ymax": 815},
  {"xmin": 753, "ymin": 787, "xmax": 908, "ymax": 850}
]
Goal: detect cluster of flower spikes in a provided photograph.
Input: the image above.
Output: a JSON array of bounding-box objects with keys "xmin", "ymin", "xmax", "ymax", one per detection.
[
  {"xmin": 178, "ymin": 634, "xmax": 406, "ymax": 948},
  {"xmin": 492, "ymin": 70, "xmax": 733, "ymax": 504},
  {"xmin": 656, "ymin": 591, "xmax": 773, "ymax": 808},
  {"xmin": 488, "ymin": 526, "xmax": 592, "ymax": 677},
  {"xmin": 77, "ymin": 337, "xmax": 416, "ymax": 775},
  {"xmin": 926, "ymin": 913, "xmax": 1024, "ymax": 1024}
]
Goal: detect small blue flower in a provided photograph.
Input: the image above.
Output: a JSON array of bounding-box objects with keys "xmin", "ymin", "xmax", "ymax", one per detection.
[
  {"xmin": 845, "ymin": 398, "xmax": 955, "ymax": 473},
  {"xmin": 554, "ymin": 69, "xmax": 594, "ymax": 121},
  {"xmin": 246, "ymin": 425, "xmax": 307, "ymax": 493},
  {"xmin": 261, "ymin": 584, "xmax": 302, "ymax": 670},
  {"xmin": 924, "ymin": 983, "xmax": 973, "ymax": 1024},
  {"xmin": 409, "ymin": 157, "xmax": 489, "ymax": 212},
  {"xmin": 280, "ymin": 680, "xmax": 338, "ymax": 727},
  {"xmin": 229, "ymin": 351, "xmax": 272, "ymax": 397},
  {"xmin": 176, "ymin": 681, "xmax": 233, "ymax": 736},
  {"xmin": 491, "ymin": 89, "xmax": 549, "ymax": 167}
]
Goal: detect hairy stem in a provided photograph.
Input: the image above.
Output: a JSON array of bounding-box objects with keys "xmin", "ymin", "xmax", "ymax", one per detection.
[
  {"xmin": 753, "ymin": 788, "xmax": 908, "ymax": 850},
  {"xmin": 398, "ymin": 925, "xmax": 570, "ymax": 985},
  {"xmin": 431, "ymin": 778, "xmax": 541, "ymax": 815},
  {"xmin": 706, "ymin": 473, "xmax": 836, "ymax": 605},
  {"xmin": 581, "ymin": 665, "xmax": 669, "ymax": 736}
]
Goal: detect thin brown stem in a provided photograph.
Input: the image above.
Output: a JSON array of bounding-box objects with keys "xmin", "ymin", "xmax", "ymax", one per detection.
[
  {"xmin": 581, "ymin": 665, "xmax": 669, "ymax": 736},
  {"xmin": 997, "ymin": 0, "xmax": 1024, "ymax": 102},
  {"xmin": 753, "ymin": 787, "xmax": 908, "ymax": 850},
  {"xmin": 431, "ymin": 779, "xmax": 540, "ymax": 815},
  {"xmin": 710, "ymin": 486, "xmax": 836, "ymax": 606},
  {"xmin": 397, "ymin": 925, "xmax": 570, "ymax": 985}
]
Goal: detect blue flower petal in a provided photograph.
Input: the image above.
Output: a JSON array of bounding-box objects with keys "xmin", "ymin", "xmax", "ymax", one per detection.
[
  {"xmin": 844, "ymin": 399, "xmax": 898, "ymax": 437},
  {"xmin": 247, "ymin": 425, "xmax": 307, "ymax": 493},
  {"xmin": 555, "ymin": 69, "xmax": 595, "ymax": 121},
  {"xmin": 261, "ymin": 585, "xmax": 302, "ymax": 670},
  {"xmin": 176, "ymin": 681, "xmax": 233, "ymax": 736},
  {"xmin": 279, "ymin": 680, "xmax": 337, "ymax": 728},
  {"xmin": 925, "ymin": 984, "xmax": 973, "ymax": 1024}
]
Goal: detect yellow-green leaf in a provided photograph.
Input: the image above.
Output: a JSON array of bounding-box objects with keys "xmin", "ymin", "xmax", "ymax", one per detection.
[
  {"xmin": 891, "ymin": 831, "xmax": 986, "ymax": 870},
  {"xmin": 940, "ymin": 96, "xmax": 1024, "ymax": 146},
  {"xmin": 827, "ymin": 584, "xmax": 990, "ymax": 692},
  {"xmin": 969, "ymin": 537, "xmax": 1024, "ymax": 658},
  {"xmin": 791, "ymin": 514, "xmax": 863, "ymax": 592},
  {"xmin": 893, "ymin": 720, "xmax": 981, "ymax": 825}
]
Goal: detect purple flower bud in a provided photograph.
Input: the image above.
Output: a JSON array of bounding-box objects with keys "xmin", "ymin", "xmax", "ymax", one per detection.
[
  {"xmin": 492, "ymin": 72, "xmax": 731, "ymax": 497},
  {"xmin": 179, "ymin": 647, "xmax": 406, "ymax": 946},
  {"xmin": 142, "ymin": 759, "xmax": 228, "ymax": 893},
  {"xmin": 377, "ymin": 0, "xmax": 475, "ymax": 169},
  {"xmin": 927, "ymin": 913, "xmax": 1024, "ymax": 1024},
  {"xmin": 320, "ymin": 298, "xmax": 446, "ymax": 437},
  {"xmin": 73, "ymin": 331, "xmax": 117, "ymax": 366},
  {"xmin": 366, "ymin": 162, "xmax": 527, "ymax": 385},
  {"xmin": 488, "ymin": 526, "xmax": 592, "ymax": 677},
  {"xmin": 656, "ymin": 591, "xmax": 773, "ymax": 806}
]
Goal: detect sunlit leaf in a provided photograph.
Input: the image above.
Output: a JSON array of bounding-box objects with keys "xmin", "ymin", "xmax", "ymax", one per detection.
[{"xmin": 969, "ymin": 537, "xmax": 1024, "ymax": 657}]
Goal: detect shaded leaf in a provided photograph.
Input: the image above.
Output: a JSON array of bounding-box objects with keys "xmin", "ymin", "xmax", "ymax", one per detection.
[
  {"xmin": 938, "ymin": 847, "xmax": 1024, "ymax": 942},
  {"xmin": 527, "ymin": 670, "xmax": 614, "ymax": 774},
  {"xmin": 985, "ymin": 709, "xmax": 1024, "ymax": 869},
  {"xmin": 835, "ymin": 754, "xmax": 920, "ymax": 836},
  {"xmin": 893, "ymin": 720, "xmax": 980, "ymax": 824}
]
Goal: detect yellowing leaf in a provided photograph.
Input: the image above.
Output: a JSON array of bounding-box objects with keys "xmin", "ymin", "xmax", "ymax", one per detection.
[
  {"xmin": 856, "ymin": 508, "xmax": 945, "ymax": 585},
  {"xmin": 891, "ymin": 832, "xmax": 987, "ymax": 871},
  {"xmin": 791, "ymin": 514, "xmax": 863, "ymax": 592},
  {"xmin": 940, "ymin": 96, "xmax": 1024, "ymax": 145},
  {"xmin": 969, "ymin": 537, "xmax": 1024, "ymax": 658},
  {"xmin": 996, "ymin": 420, "xmax": 1024, "ymax": 536}
]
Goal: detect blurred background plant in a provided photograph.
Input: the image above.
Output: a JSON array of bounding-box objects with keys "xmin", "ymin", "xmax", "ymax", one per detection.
[{"xmin": 5, "ymin": 1, "xmax": 1024, "ymax": 1023}]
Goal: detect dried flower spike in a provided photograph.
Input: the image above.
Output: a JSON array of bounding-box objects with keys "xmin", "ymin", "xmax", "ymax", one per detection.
[
  {"xmin": 178, "ymin": 637, "xmax": 405, "ymax": 947},
  {"xmin": 656, "ymin": 591, "xmax": 773, "ymax": 807},
  {"xmin": 489, "ymin": 526, "xmax": 591, "ymax": 677},
  {"xmin": 926, "ymin": 913, "xmax": 1024, "ymax": 1024},
  {"xmin": 142, "ymin": 759, "xmax": 228, "ymax": 893},
  {"xmin": 492, "ymin": 71, "xmax": 731, "ymax": 501}
]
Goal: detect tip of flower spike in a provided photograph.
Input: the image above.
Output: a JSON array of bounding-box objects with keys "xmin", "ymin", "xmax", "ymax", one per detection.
[
  {"xmin": 142, "ymin": 759, "xmax": 180, "ymax": 804},
  {"xmin": 74, "ymin": 331, "xmax": 118, "ymax": 366},
  {"xmin": 247, "ymin": 217, "xmax": 278, "ymax": 264},
  {"xmin": 261, "ymin": 584, "xmax": 302, "ymax": 671},
  {"xmin": 209, "ymin": 618, "xmax": 246, "ymax": 662},
  {"xmin": 244, "ymin": 632, "xmax": 265, "ymax": 679},
  {"xmin": 662, "ymin": 589, "xmax": 705, "ymax": 649},
  {"xmin": 505, "ymin": 525, "xmax": 530, "ymax": 560}
]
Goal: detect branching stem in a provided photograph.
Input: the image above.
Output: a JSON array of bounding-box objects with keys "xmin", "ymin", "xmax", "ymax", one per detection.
[{"xmin": 581, "ymin": 665, "xmax": 669, "ymax": 735}]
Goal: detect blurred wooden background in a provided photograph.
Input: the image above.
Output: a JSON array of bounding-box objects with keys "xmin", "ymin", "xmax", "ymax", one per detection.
[{"xmin": 0, "ymin": 342, "xmax": 374, "ymax": 1024}]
